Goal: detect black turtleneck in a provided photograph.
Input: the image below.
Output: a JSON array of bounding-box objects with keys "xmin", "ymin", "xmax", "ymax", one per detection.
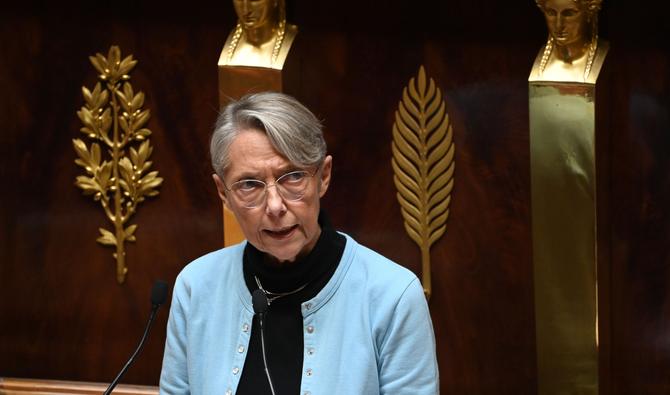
[{"xmin": 236, "ymin": 211, "xmax": 346, "ymax": 395}]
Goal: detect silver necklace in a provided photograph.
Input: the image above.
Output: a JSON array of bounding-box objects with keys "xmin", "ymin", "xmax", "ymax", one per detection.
[{"xmin": 254, "ymin": 275, "xmax": 308, "ymax": 306}]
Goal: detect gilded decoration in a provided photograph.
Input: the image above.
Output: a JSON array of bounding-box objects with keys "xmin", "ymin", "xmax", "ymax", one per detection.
[
  {"xmin": 530, "ymin": 0, "xmax": 608, "ymax": 84},
  {"xmin": 219, "ymin": 0, "xmax": 298, "ymax": 70},
  {"xmin": 73, "ymin": 45, "xmax": 163, "ymax": 284},
  {"xmin": 392, "ymin": 66, "xmax": 455, "ymax": 299}
]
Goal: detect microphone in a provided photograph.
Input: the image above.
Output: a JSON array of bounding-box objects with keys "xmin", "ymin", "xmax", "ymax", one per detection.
[
  {"xmin": 103, "ymin": 280, "xmax": 169, "ymax": 395},
  {"xmin": 151, "ymin": 281, "xmax": 169, "ymax": 307},
  {"xmin": 252, "ymin": 288, "xmax": 269, "ymax": 314},
  {"xmin": 251, "ymin": 289, "xmax": 276, "ymax": 395}
]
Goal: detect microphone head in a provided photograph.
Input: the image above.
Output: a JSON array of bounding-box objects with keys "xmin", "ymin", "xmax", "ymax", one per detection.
[
  {"xmin": 151, "ymin": 280, "xmax": 169, "ymax": 306},
  {"xmin": 252, "ymin": 289, "xmax": 269, "ymax": 314}
]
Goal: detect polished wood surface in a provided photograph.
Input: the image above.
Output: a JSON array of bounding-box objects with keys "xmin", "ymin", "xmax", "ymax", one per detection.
[
  {"xmin": 1, "ymin": 1, "xmax": 668, "ymax": 393},
  {"xmin": 0, "ymin": 377, "xmax": 157, "ymax": 395}
]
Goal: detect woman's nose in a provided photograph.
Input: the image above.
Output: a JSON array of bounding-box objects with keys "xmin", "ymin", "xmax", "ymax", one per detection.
[{"xmin": 265, "ymin": 185, "xmax": 286, "ymax": 216}]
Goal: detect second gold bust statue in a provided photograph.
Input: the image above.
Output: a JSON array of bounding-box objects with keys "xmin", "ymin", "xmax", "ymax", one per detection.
[
  {"xmin": 220, "ymin": 0, "xmax": 298, "ymax": 70},
  {"xmin": 530, "ymin": 0, "xmax": 608, "ymax": 83}
]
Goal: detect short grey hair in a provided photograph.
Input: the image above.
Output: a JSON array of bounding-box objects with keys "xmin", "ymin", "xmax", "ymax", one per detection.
[{"xmin": 210, "ymin": 92, "xmax": 327, "ymax": 177}]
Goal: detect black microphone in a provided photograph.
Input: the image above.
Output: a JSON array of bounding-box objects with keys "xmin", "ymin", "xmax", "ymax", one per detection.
[
  {"xmin": 252, "ymin": 288, "xmax": 269, "ymax": 314},
  {"xmin": 251, "ymin": 289, "xmax": 276, "ymax": 395},
  {"xmin": 151, "ymin": 280, "xmax": 169, "ymax": 307},
  {"xmin": 103, "ymin": 280, "xmax": 169, "ymax": 395}
]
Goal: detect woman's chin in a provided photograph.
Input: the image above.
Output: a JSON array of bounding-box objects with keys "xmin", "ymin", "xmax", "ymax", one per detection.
[
  {"xmin": 261, "ymin": 243, "xmax": 301, "ymax": 265},
  {"xmin": 265, "ymin": 251, "xmax": 299, "ymax": 265}
]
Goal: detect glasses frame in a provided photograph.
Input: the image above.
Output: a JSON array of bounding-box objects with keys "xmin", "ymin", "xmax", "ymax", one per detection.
[{"xmin": 222, "ymin": 167, "xmax": 319, "ymax": 209}]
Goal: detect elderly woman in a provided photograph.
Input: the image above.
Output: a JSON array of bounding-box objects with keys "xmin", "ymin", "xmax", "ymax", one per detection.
[
  {"xmin": 159, "ymin": 92, "xmax": 438, "ymax": 394},
  {"xmin": 531, "ymin": 0, "xmax": 607, "ymax": 83}
]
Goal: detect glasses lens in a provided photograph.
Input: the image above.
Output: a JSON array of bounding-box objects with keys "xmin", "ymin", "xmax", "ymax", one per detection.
[
  {"xmin": 231, "ymin": 179, "xmax": 266, "ymax": 208},
  {"xmin": 229, "ymin": 170, "xmax": 314, "ymax": 208},
  {"xmin": 277, "ymin": 170, "xmax": 310, "ymax": 201}
]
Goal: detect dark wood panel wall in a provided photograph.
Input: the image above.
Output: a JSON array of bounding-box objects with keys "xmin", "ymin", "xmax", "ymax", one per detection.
[{"xmin": 1, "ymin": 1, "xmax": 668, "ymax": 394}]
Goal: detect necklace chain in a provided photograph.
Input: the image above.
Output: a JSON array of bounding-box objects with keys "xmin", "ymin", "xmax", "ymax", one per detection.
[
  {"xmin": 254, "ymin": 275, "xmax": 308, "ymax": 305},
  {"xmin": 226, "ymin": 20, "xmax": 286, "ymax": 66}
]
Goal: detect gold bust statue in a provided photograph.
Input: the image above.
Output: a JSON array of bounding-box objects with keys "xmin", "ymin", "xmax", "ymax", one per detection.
[
  {"xmin": 220, "ymin": 0, "xmax": 298, "ymax": 70},
  {"xmin": 530, "ymin": 0, "xmax": 609, "ymax": 83}
]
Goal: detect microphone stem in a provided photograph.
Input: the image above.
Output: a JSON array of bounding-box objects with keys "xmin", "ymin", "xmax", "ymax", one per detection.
[
  {"xmin": 258, "ymin": 313, "xmax": 277, "ymax": 395},
  {"xmin": 103, "ymin": 305, "xmax": 159, "ymax": 395}
]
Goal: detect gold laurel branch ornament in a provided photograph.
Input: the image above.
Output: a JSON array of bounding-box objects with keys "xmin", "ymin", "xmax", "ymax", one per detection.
[
  {"xmin": 73, "ymin": 45, "xmax": 163, "ymax": 284},
  {"xmin": 391, "ymin": 65, "xmax": 455, "ymax": 299}
]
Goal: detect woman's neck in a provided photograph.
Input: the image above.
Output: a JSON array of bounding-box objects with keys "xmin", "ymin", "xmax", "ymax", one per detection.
[{"xmin": 243, "ymin": 212, "xmax": 345, "ymax": 297}]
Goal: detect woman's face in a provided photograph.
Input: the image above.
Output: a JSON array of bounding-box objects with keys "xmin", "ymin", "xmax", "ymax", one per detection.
[
  {"xmin": 233, "ymin": 0, "xmax": 277, "ymax": 30},
  {"xmin": 542, "ymin": 0, "xmax": 588, "ymax": 46},
  {"xmin": 213, "ymin": 129, "xmax": 332, "ymax": 264}
]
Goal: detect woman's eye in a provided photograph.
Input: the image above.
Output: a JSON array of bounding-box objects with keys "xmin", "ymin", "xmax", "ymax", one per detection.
[
  {"xmin": 282, "ymin": 172, "xmax": 306, "ymax": 183},
  {"xmin": 237, "ymin": 180, "xmax": 262, "ymax": 191}
]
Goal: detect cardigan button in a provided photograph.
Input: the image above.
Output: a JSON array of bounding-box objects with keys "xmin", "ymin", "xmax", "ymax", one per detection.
[
  {"xmin": 306, "ymin": 325, "xmax": 314, "ymax": 334},
  {"xmin": 242, "ymin": 323, "xmax": 250, "ymax": 332},
  {"xmin": 305, "ymin": 368, "xmax": 313, "ymax": 376},
  {"xmin": 232, "ymin": 367, "xmax": 240, "ymax": 375}
]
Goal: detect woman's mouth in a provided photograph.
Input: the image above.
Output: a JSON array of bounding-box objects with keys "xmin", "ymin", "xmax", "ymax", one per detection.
[{"xmin": 264, "ymin": 224, "xmax": 298, "ymax": 239}]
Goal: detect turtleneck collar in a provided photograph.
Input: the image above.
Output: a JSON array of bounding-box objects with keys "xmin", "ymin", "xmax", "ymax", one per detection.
[{"xmin": 243, "ymin": 210, "xmax": 345, "ymax": 304}]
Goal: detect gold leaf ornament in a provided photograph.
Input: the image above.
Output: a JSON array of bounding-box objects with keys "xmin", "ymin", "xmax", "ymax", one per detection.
[
  {"xmin": 73, "ymin": 45, "xmax": 163, "ymax": 284},
  {"xmin": 392, "ymin": 66, "xmax": 455, "ymax": 299}
]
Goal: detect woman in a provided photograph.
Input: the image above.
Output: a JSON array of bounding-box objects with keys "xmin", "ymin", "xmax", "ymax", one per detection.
[
  {"xmin": 159, "ymin": 92, "xmax": 439, "ymax": 394},
  {"xmin": 530, "ymin": 0, "xmax": 608, "ymax": 83}
]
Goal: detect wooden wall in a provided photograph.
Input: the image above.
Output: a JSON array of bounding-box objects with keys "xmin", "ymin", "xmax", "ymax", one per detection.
[{"xmin": 1, "ymin": 1, "xmax": 668, "ymax": 393}]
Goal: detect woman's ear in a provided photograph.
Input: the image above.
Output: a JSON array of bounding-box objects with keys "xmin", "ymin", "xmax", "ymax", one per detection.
[
  {"xmin": 212, "ymin": 174, "xmax": 230, "ymax": 208},
  {"xmin": 318, "ymin": 155, "xmax": 333, "ymax": 198}
]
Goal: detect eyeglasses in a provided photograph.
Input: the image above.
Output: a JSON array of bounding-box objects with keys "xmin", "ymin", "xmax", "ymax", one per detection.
[{"xmin": 223, "ymin": 169, "xmax": 317, "ymax": 208}]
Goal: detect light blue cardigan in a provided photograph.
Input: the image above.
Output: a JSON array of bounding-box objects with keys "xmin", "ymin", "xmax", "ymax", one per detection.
[{"xmin": 160, "ymin": 233, "xmax": 439, "ymax": 395}]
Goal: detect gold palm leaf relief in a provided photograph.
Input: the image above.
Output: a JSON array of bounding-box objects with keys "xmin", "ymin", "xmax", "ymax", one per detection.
[
  {"xmin": 73, "ymin": 45, "xmax": 163, "ymax": 284},
  {"xmin": 392, "ymin": 65, "xmax": 455, "ymax": 299}
]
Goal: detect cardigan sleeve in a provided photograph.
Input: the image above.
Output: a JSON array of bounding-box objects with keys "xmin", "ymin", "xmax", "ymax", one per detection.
[
  {"xmin": 159, "ymin": 276, "xmax": 191, "ymax": 395},
  {"xmin": 377, "ymin": 277, "xmax": 439, "ymax": 395}
]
